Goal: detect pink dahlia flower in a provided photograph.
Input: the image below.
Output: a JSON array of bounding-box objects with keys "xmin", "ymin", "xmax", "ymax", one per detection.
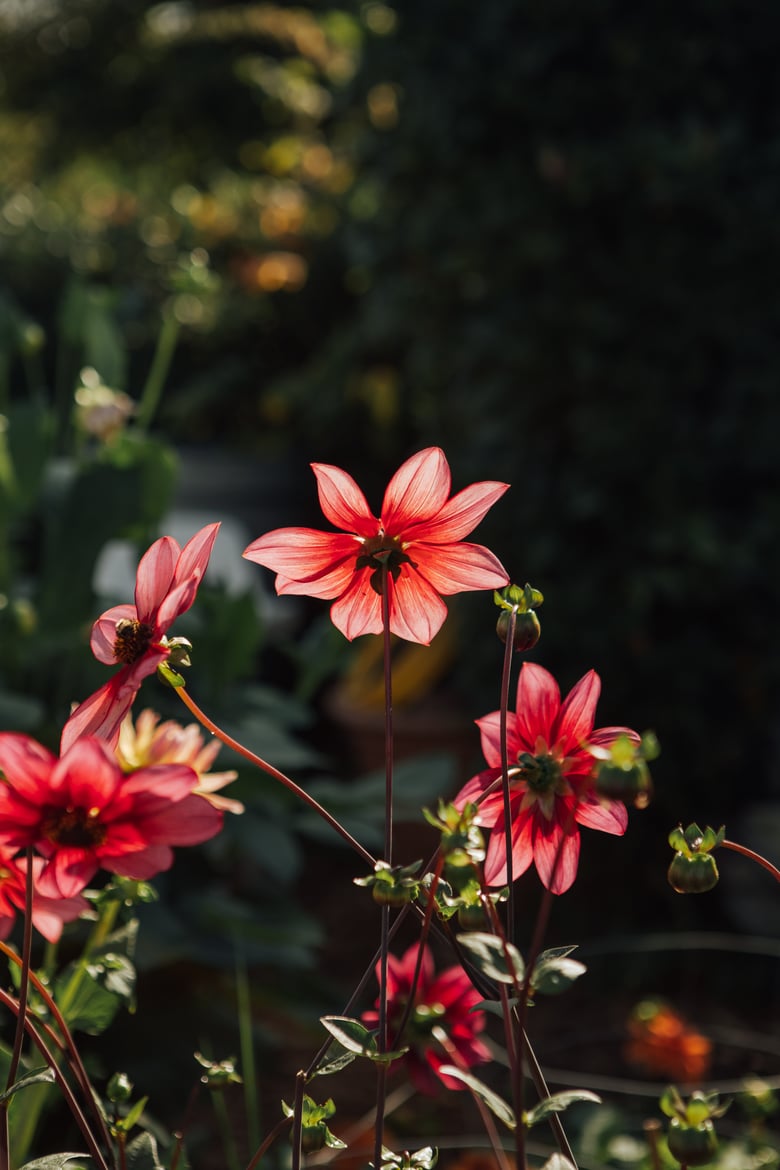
[
  {"xmin": 362, "ymin": 941, "xmax": 490, "ymax": 1094},
  {"xmin": 61, "ymin": 523, "xmax": 220, "ymax": 751},
  {"xmin": 455, "ymin": 662, "xmax": 639, "ymax": 894},
  {"xmin": 0, "ymin": 734, "xmax": 223, "ymax": 899},
  {"xmin": 243, "ymin": 448, "xmax": 509, "ymax": 644}
]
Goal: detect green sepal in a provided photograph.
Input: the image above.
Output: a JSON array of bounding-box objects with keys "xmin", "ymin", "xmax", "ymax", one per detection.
[
  {"xmin": 377, "ymin": 1146, "xmax": 438, "ymax": 1169},
  {"xmin": 110, "ymin": 1095, "xmax": 149, "ymax": 1136},
  {"xmin": 281, "ymin": 1095, "xmax": 347, "ymax": 1151},
  {"xmin": 523, "ymin": 1089, "xmax": 601, "ymax": 1129},
  {"xmin": 493, "ymin": 582, "xmax": 544, "ymax": 613},
  {"xmin": 456, "ymin": 931, "xmax": 525, "ymax": 985},
  {"xmin": 0, "ymin": 1066, "xmax": 55, "ymax": 1106},
  {"xmin": 156, "ymin": 661, "xmax": 185, "ymax": 689}
]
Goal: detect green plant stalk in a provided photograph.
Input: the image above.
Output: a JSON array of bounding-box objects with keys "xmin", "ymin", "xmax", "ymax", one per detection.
[
  {"xmin": 498, "ymin": 605, "xmax": 517, "ymax": 941},
  {"xmin": 135, "ymin": 310, "xmax": 180, "ymax": 433},
  {"xmin": 11, "ymin": 896, "xmax": 121, "ymax": 1161},
  {"xmin": 210, "ymin": 1084, "xmax": 242, "ymax": 1170},
  {"xmin": 290, "ymin": 1070, "xmax": 305, "ymax": 1170},
  {"xmin": 235, "ymin": 949, "xmax": 260, "ymax": 1154}
]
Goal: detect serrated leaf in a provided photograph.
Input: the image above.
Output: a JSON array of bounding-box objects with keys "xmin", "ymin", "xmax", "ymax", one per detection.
[
  {"xmin": 124, "ymin": 1131, "xmax": 163, "ymax": 1170},
  {"xmin": 437, "ymin": 1066, "xmax": 516, "ymax": 1129},
  {"xmin": 20, "ymin": 1158, "xmax": 89, "ymax": 1170},
  {"xmin": 524, "ymin": 1090, "xmax": 601, "ymax": 1128},
  {"xmin": 0, "ymin": 1066, "xmax": 55, "ymax": 1105},
  {"xmin": 457, "ymin": 932, "xmax": 525, "ymax": 985}
]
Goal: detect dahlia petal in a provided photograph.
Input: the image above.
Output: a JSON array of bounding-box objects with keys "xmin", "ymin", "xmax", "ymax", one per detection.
[
  {"xmin": 387, "ymin": 569, "xmax": 448, "ymax": 644},
  {"xmin": 381, "ymin": 448, "xmax": 451, "ymax": 530},
  {"xmin": 515, "ymin": 663, "xmax": 561, "ymax": 748},
  {"xmin": 555, "ymin": 670, "xmax": 601, "ymax": 755},
  {"xmin": 273, "ymin": 558, "xmax": 357, "ymax": 600},
  {"xmin": 311, "ymin": 463, "xmax": 377, "ymax": 535},
  {"xmin": 37, "ymin": 850, "xmax": 98, "ymax": 899},
  {"xmin": 532, "ymin": 814, "xmax": 580, "ymax": 894},
  {"xmin": 409, "ymin": 542, "xmax": 509, "ymax": 595},
  {"xmin": 329, "ymin": 572, "xmax": 384, "ymax": 639},
  {"xmin": 155, "ymin": 575, "xmax": 200, "ymax": 633},
  {"xmin": 134, "ymin": 535, "xmax": 179, "ymax": 621},
  {"xmin": 29, "ymin": 892, "xmax": 89, "ymax": 943},
  {"xmin": 60, "ymin": 654, "xmax": 166, "ymax": 753},
  {"xmin": 590, "ymin": 725, "xmax": 642, "ymax": 748},
  {"xmin": 119, "ymin": 763, "xmax": 200, "ymax": 805},
  {"xmin": 173, "ymin": 522, "xmax": 220, "ymax": 588},
  {"xmin": 53, "ymin": 737, "xmax": 121, "ymax": 807},
  {"xmin": 244, "ymin": 528, "xmax": 359, "ymax": 589},
  {"xmin": 476, "ymin": 711, "xmax": 519, "ymax": 770},
  {"xmin": 484, "ymin": 810, "xmax": 534, "ymax": 885},
  {"xmin": 406, "ymin": 480, "xmax": 510, "ymax": 543},
  {"xmin": 90, "ymin": 604, "xmax": 137, "ymax": 664},
  {"xmin": 132, "ymin": 794, "xmax": 223, "ymax": 846},
  {"xmin": 574, "ymin": 794, "xmax": 628, "ymax": 835},
  {"xmin": 0, "ymin": 734, "xmax": 57, "ymax": 798},
  {"xmin": 103, "ymin": 844, "xmax": 174, "ymax": 880}
]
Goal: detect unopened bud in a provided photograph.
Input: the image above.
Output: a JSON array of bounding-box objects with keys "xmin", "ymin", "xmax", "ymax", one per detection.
[{"xmin": 496, "ymin": 608, "xmax": 540, "ymax": 651}]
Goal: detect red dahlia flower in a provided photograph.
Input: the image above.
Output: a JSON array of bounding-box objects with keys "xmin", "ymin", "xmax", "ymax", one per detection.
[
  {"xmin": 0, "ymin": 847, "xmax": 89, "ymax": 942},
  {"xmin": 362, "ymin": 941, "xmax": 490, "ymax": 1094},
  {"xmin": 243, "ymin": 448, "xmax": 509, "ymax": 644},
  {"xmin": 61, "ymin": 523, "xmax": 220, "ymax": 751},
  {"xmin": 455, "ymin": 662, "xmax": 639, "ymax": 894},
  {"xmin": 0, "ymin": 734, "xmax": 223, "ymax": 899}
]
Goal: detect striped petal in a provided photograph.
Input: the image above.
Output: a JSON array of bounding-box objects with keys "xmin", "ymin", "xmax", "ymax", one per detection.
[
  {"xmin": 406, "ymin": 480, "xmax": 509, "ymax": 542},
  {"xmin": 555, "ymin": 671, "xmax": 600, "ymax": 755},
  {"xmin": 381, "ymin": 448, "xmax": 451, "ymax": 531},
  {"xmin": 388, "ymin": 569, "xmax": 448, "ymax": 644},
  {"xmin": 134, "ymin": 536, "xmax": 179, "ymax": 622},
  {"xmin": 244, "ymin": 528, "xmax": 359, "ymax": 587},
  {"xmin": 410, "ymin": 541, "xmax": 509, "ymax": 595},
  {"xmin": 311, "ymin": 463, "xmax": 378, "ymax": 535},
  {"xmin": 515, "ymin": 663, "xmax": 560, "ymax": 749}
]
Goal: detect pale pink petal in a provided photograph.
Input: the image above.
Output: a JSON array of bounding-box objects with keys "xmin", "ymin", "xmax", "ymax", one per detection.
[
  {"xmin": 406, "ymin": 481, "xmax": 510, "ymax": 543},
  {"xmin": 589, "ymin": 726, "xmax": 641, "ymax": 749},
  {"xmin": 30, "ymin": 893, "xmax": 89, "ymax": 943},
  {"xmin": 532, "ymin": 814, "xmax": 580, "ymax": 894},
  {"xmin": 329, "ymin": 571, "xmax": 384, "ymax": 639},
  {"xmin": 244, "ymin": 528, "xmax": 359, "ymax": 588},
  {"xmin": 273, "ymin": 561, "xmax": 357, "ymax": 600},
  {"xmin": 134, "ymin": 536, "xmax": 179, "ymax": 622},
  {"xmin": 122, "ymin": 763, "xmax": 202, "ymax": 806},
  {"xmin": 574, "ymin": 794, "xmax": 628, "ymax": 835},
  {"xmin": 311, "ymin": 464, "xmax": 377, "ymax": 535},
  {"xmin": 555, "ymin": 671, "xmax": 601, "ymax": 755},
  {"xmin": 409, "ymin": 542, "xmax": 509, "ymax": 595},
  {"xmin": 173, "ymin": 522, "xmax": 220, "ymax": 586},
  {"xmin": 0, "ymin": 734, "xmax": 56, "ymax": 798},
  {"xmin": 154, "ymin": 575, "xmax": 200, "ymax": 633},
  {"xmin": 453, "ymin": 766, "xmax": 502, "ymax": 814},
  {"xmin": 388, "ymin": 569, "xmax": 448, "ymax": 644},
  {"xmin": 476, "ymin": 711, "xmax": 519, "ymax": 770},
  {"xmin": 381, "ymin": 448, "xmax": 451, "ymax": 531},
  {"xmin": 90, "ymin": 604, "xmax": 137, "ymax": 664},
  {"xmin": 60, "ymin": 654, "xmax": 166, "ymax": 753},
  {"xmin": 134, "ymin": 793, "xmax": 223, "ymax": 846},
  {"xmin": 515, "ymin": 663, "xmax": 560, "ymax": 749}
]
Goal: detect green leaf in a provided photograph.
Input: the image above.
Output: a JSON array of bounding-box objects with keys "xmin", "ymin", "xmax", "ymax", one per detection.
[
  {"xmin": 319, "ymin": 1016, "xmax": 377, "ymax": 1055},
  {"xmin": 436, "ymin": 1066, "xmax": 516, "ymax": 1129},
  {"xmin": 311, "ymin": 1042, "xmax": 359, "ymax": 1078},
  {"xmin": 524, "ymin": 1090, "xmax": 601, "ymax": 1128},
  {"xmin": 0, "ymin": 1066, "xmax": 55, "ymax": 1106},
  {"xmin": 19, "ymin": 1158, "xmax": 89, "ymax": 1170},
  {"xmin": 124, "ymin": 1132, "xmax": 163, "ymax": 1170},
  {"xmin": 457, "ymin": 932, "xmax": 525, "ymax": 985},
  {"xmin": 530, "ymin": 955, "xmax": 587, "ymax": 996}
]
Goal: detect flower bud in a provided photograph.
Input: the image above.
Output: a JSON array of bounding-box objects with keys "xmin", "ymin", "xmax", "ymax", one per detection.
[
  {"xmin": 496, "ymin": 608, "xmax": 540, "ymax": 651},
  {"xmin": 667, "ymin": 1117, "xmax": 718, "ymax": 1165},
  {"xmin": 668, "ymin": 851, "xmax": 719, "ymax": 894},
  {"xmin": 106, "ymin": 1072, "xmax": 133, "ymax": 1103}
]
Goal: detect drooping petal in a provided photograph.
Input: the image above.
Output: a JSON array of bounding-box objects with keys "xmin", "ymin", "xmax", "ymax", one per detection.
[
  {"xmin": 273, "ymin": 560, "xmax": 357, "ymax": 600},
  {"xmin": 173, "ymin": 522, "xmax": 220, "ymax": 587},
  {"xmin": 483, "ymin": 809, "xmax": 534, "ymax": 885},
  {"xmin": 154, "ymin": 575, "xmax": 201, "ymax": 633},
  {"xmin": 244, "ymin": 528, "xmax": 359, "ymax": 589},
  {"xmin": 387, "ymin": 569, "xmax": 448, "ymax": 645},
  {"xmin": 589, "ymin": 726, "xmax": 642, "ymax": 749},
  {"xmin": 475, "ymin": 711, "xmax": 519, "ymax": 770},
  {"xmin": 555, "ymin": 670, "xmax": 601, "ymax": 755},
  {"xmin": 29, "ymin": 891, "xmax": 90, "ymax": 943},
  {"xmin": 409, "ymin": 541, "xmax": 509, "ymax": 595},
  {"xmin": 515, "ymin": 663, "xmax": 560, "ymax": 749},
  {"xmin": 134, "ymin": 536, "xmax": 179, "ymax": 622},
  {"xmin": 453, "ymin": 765, "xmax": 503, "ymax": 815},
  {"xmin": 90, "ymin": 604, "xmax": 137, "ymax": 664},
  {"xmin": 405, "ymin": 480, "xmax": 510, "ymax": 543},
  {"xmin": 311, "ymin": 463, "xmax": 378, "ymax": 535},
  {"xmin": 134, "ymin": 793, "xmax": 223, "ymax": 846},
  {"xmin": 329, "ymin": 571, "xmax": 384, "ymax": 639},
  {"xmin": 574, "ymin": 794, "xmax": 628, "ymax": 835},
  {"xmin": 60, "ymin": 652, "xmax": 167, "ymax": 753},
  {"xmin": 102, "ymin": 843, "xmax": 174, "ymax": 880},
  {"xmin": 381, "ymin": 448, "xmax": 451, "ymax": 532},
  {"xmin": 37, "ymin": 849, "xmax": 99, "ymax": 900},
  {"xmin": 532, "ymin": 810, "xmax": 581, "ymax": 894}
]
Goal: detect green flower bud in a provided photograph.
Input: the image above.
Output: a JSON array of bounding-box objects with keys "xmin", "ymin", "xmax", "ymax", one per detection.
[
  {"xmin": 496, "ymin": 608, "xmax": 541, "ymax": 651},
  {"xmin": 106, "ymin": 1072, "xmax": 133, "ymax": 1103},
  {"xmin": 667, "ymin": 1117, "xmax": 718, "ymax": 1165},
  {"xmin": 668, "ymin": 851, "xmax": 719, "ymax": 894}
]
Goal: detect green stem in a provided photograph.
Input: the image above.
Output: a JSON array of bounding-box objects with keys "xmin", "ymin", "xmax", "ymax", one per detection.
[
  {"xmin": 235, "ymin": 950, "xmax": 260, "ymax": 1154},
  {"xmin": 135, "ymin": 311, "xmax": 180, "ymax": 433},
  {"xmin": 210, "ymin": 1085, "xmax": 242, "ymax": 1170},
  {"xmin": 175, "ymin": 686, "xmax": 376, "ymax": 868}
]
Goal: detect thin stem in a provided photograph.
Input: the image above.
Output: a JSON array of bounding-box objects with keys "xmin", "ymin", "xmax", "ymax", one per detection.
[
  {"xmin": 134, "ymin": 310, "xmax": 180, "ymax": 433},
  {"xmin": 244, "ymin": 1116, "xmax": 293, "ymax": 1170},
  {"xmin": 374, "ymin": 564, "xmax": 393, "ymax": 1170},
  {"xmin": 290, "ymin": 1070, "xmax": 306, "ymax": 1170},
  {"xmin": 2, "ymin": 849, "xmax": 35, "ymax": 1147},
  {"xmin": 721, "ymin": 838, "xmax": 780, "ymax": 881},
  {"xmin": 498, "ymin": 607, "xmax": 517, "ymax": 943},
  {"xmin": 175, "ymin": 685, "xmax": 376, "ymax": 867},
  {"xmin": 210, "ymin": 1085, "xmax": 242, "ymax": 1170},
  {"xmin": 236, "ymin": 949, "xmax": 260, "ymax": 1154}
]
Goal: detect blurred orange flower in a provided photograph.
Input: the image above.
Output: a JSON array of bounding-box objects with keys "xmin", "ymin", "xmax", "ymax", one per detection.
[{"xmin": 625, "ymin": 998, "xmax": 712, "ymax": 1082}]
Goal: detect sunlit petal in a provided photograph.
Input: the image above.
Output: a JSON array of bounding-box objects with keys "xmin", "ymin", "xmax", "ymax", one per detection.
[
  {"xmin": 311, "ymin": 463, "xmax": 378, "ymax": 534},
  {"xmin": 387, "ymin": 569, "xmax": 448, "ymax": 644},
  {"xmin": 515, "ymin": 663, "xmax": 560, "ymax": 747},
  {"xmin": 329, "ymin": 571, "xmax": 384, "ymax": 639},
  {"xmin": 410, "ymin": 541, "xmax": 509, "ymax": 595},
  {"xmin": 381, "ymin": 447, "xmax": 451, "ymax": 530},
  {"xmin": 90, "ymin": 604, "xmax": 137, "ymax": 664},
  {"xmin": 134, "ymin": 536, "xmax": 179, "ymax": 621},
  {"xmin": 555, "ymin": 670, "xmax": 601, "ymax": 754},
  {"xmin": 407, "ymin": 480, "xmax": 510, "ymax": 542}
]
